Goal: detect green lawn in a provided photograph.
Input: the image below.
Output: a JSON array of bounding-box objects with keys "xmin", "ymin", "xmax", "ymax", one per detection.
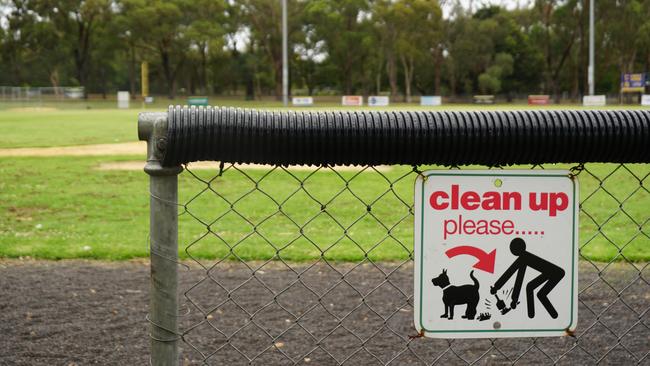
[
  {"xmin": 2, "ymin": 103, "xmax": 647, "ymax": 148},
  {"xmin": 0, "ymin": 109, "xmax": 141, "ymax": 148},
  {"xmin": 0, "ymin": 105, "xmax": 648, "ymax": 262},
  {"xmin": 0, "ymin": 155, "xmax": 647, "ymax": 262}
]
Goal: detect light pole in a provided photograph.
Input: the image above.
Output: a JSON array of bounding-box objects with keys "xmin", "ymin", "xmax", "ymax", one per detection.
[
  {"xmin": 588, "ymin": 0, "xmax": 595, "ymax": 95},
  {"xmin": 282, "ymin": 0, "xmax": 288, "ymax": 106}
]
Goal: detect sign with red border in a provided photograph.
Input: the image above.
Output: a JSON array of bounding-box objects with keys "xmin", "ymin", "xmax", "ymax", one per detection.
[{"xmin": 414, "ymin": 170, "xmax": 578, "ymax": 338}]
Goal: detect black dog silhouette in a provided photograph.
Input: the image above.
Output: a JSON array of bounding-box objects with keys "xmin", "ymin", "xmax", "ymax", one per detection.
[{"xmin": 431, "ymin": 269, "xmax": 480, "ymax": 320}]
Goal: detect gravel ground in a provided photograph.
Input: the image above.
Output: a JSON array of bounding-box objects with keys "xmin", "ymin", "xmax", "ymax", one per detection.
[{"xmin": 0, "ymin": 260, "xmax": 647, "ymax": 365}]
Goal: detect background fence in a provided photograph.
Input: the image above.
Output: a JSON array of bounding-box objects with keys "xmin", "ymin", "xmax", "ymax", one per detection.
[
  {"xmin": 0, "ymin": 86, "xmax": 85, "ymax": 102},
  {"xmin": 141, "ymin": 108, "xmax": 649, "ymax": 365}
]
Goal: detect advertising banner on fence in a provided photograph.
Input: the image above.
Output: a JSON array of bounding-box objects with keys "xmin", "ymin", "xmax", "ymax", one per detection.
[
  {"xmin": 117, "ymin": 91, "xmax": 130, "ymax": 109},
  {"xmin": 583, "ymin": 95, "xmax": 606, "ymax": 106},
  {"xmin": 421, "ymin": 96, "xmax": 442, "ymax": 106},
  {"xmin": 621, "ymin": 73, "xmax": 647, "ymax": 93},
  {"xmin": 368, "ymin": 96, "xmax": 389, "ymax": 106},
  {"xmin": 414, "ymin": 170, "xmax": 578, "ymax": 338},
  {"xmin": 641, "ymin": 95, "xmax": 650, "ymax": 106},
  {"xmin": 342, "ymin": 95, "xmax": 363, "ymax": 106},
  {"xmin": 292, "ymin": 96, "xmax": 314, "ymax": 106},
  {"xmin": 528, "ymin": 95, "xmax": 550, "ymax": 105}
]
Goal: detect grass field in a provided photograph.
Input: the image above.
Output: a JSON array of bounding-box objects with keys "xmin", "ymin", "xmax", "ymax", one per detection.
[
  {"xmin": 1, "ymin": 102, "xmax": 647, "ymax": 148},
  {"xmin": 0, "ymin": 104, "xmax": 648, "ymax": 262}
]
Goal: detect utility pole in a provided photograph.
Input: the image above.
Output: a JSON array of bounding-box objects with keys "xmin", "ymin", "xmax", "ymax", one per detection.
[
  {"xmin": 588, "ymin": 0, "xmax": 595, "ymax": 95},
  {"xmin": 282, "ymin": 0, "xmax": 288, "ymax": 106}
]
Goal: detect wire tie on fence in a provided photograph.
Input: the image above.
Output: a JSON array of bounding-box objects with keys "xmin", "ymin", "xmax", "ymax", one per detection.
[
  {"xmin": 149, "ymin": 243, "xmax": 191, "ymax": 271},
  {"xmin": 564, "ymin": 327, "xmax": 576, "ymax": 338},
  {"xmin": 569, "ymin": 163, "xmax": 585, "ymax": 180},
  {"xmin": 177, "ymin": 302, "xmax": 192, "ymax": 317},
  {"xmin": 408, "ymin": 329, "xmax": 425, "ymax": 339},
  {"xmin": 145, "ymin": 314, "xmax": 182, "ymax": 342},
  {"xmin": 149, "ymin": 190, "xmax": 183, "ymax": 207},
  {"xmin": 412, "ymin": 165, "xmax": 427, "ymax": 182},
  {"xmin": 218, "ymin": 161, "xmax": 225, "ymax": 177}
]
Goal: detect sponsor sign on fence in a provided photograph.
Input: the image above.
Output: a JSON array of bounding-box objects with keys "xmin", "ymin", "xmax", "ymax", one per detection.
[
  {"xmin": 292, "ymin": 96, "xmax": 314, "ymax": 106},
  {"xmin": 474, "ymin": 95, "xmax": 495, "ymax": 104},
  {"xmin": 621, "ymin": 73, "xmax": 647, "ymax": 93},
  {"xmin": 188, "ymin": 96, "xmax": 209, "ymax": 106},
  {"xmin": 65, "ymin": 87, "xmax": 84, "ymax": 99},
  {"xmin": 421, "ymin": 96, "xmax": 442, "ymax": 106},
  {"xmin": 117, "ymin": 91, "xmax": 130, "ymax": 109},
  {"xmin": 368, "ymin": 96, "xmax": 389, "ymax": 106},
  {"xmin": 342, "ymin": 95, "xmax": 363, "ymax": 106},
  {"xmin": 641, "ymin": 95, "xmax": 650, "ymax": 106},
  {"xmin": 583, "ymin": 95, "xmax": 606, "ymax": 106},
  {"xmin": 414, "ymin": 170, "xmax": 578, "ymax": 338},
  {"xmin": 528, "ymin": 95, "xmax": 550, "ymax": 105}
]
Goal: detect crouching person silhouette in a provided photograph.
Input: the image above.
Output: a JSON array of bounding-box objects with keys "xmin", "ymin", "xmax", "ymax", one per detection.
[{"xmin": 490, "ymin": 238, "xmax": 565, "ymax": 319}]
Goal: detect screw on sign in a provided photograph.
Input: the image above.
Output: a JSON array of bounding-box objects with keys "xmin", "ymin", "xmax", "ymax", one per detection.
[{"xmin": 414, "ymin": 170, "xmax": 578, "ymax": 338}]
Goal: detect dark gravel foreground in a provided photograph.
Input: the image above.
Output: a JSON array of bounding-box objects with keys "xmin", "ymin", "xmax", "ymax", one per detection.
[{"xmin": 0, "ymin": 260, "xmax": 647, "ymax": 365}]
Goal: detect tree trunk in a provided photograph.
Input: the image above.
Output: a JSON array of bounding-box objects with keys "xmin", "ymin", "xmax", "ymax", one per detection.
[
  {"xmin": 401, "ymin": 55, "xmax": 413, "ymax": 103},
  {"xmin": 100, "ymin": 67, "xmax": 107, "ymax": 99},
  {"xmin": 387, "ymin": 52, "xmax": 398, "ymax": 98},
  {"xmin": 73, "ymin": 19, "xmax": 92, "ymax": 99},
  {"xmin": 274, "ymin": 58, "xmax": 282, "ymax": 100},
  {"xmin": 433, "ymin": 50, "xmax": 442, "ymax": 96},
  {"xmin": 128, "ymin": 45, "xmax": 136, "ymax": 99},
  {"xmin": 202, "ymin": 43, "xmax": 209, "ymax": 94},
  {"xmin": 49, "ymin": 69, "xmax": 60, "ymax": 88},
  {"xmin": 376, "ymin": 72, "xmax": 381, "ymax": 95},
  {"xmin": 161, "ymin": 49, "xmax": 175, "ymax": 99}
]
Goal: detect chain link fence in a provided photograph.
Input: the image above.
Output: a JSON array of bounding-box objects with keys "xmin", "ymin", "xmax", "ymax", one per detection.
[
  {"xmin": 0, "ymin": 86, "xmax": 85, "ymax": 102},
  {"xmin": 166, "ymin": 162, "xmax": 649, "ymax": 365}
]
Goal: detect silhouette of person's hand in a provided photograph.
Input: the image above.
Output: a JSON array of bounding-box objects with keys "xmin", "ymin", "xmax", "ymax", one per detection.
[
  {"xmin": 490, "ymin": 286, "xmax": 497, "ymax": 295},
  {"xmin": 510, "ymin": 300, "xmax": 517, "ymax": 309}
]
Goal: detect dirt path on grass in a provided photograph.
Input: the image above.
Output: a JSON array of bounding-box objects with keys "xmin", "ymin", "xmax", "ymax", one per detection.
[
  {"xmin": 0, "ymin": 142, "xmax": 390, "ymax": 171},
  {"xmin": 1, "ymin": 259, "xmax": 647, "ymax": 365},
  {"xmin": 0, "ymin": 141, "xmax": 146, "ymax": 157}
]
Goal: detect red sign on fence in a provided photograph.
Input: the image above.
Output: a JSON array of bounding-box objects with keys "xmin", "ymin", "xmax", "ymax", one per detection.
[{"xmin": 528, "ymin": 95, "xmax": 550, "ymax": 105}]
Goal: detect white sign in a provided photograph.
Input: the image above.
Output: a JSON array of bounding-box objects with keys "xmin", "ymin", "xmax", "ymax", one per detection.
[
  {"xmin": 342, "ymin": 95, "xmax": 363, "ymax": 106},
  {"xmin": 421, "ymin": 96, "xmax": 442, "ymax": 106},
  {"xmin": 117, "ymin": 91, "xmax": 130, "ymax": 109},
  {"xmin": 292, "ymin": 96, "xmax": 314, "ymax": 106},
  {"xmin": 414, "ymin": 170, "xmax": 578, "ymax": 338},
  {"xmin": 368, "ymin": 96, "xmax": 389, "ymax": 106},
  {"xmin": 583, "ymin": 95, "xmax": 606, "ymax": 106},
  {"xmin": 641, "ymin": 95, "xmax": 650, "ymax": 106},
  {"xmin": 65, "ymin": 87, "xmax": 84, "ymax": 99}
]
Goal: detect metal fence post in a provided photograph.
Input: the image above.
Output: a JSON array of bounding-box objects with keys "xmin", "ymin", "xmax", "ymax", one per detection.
[{"xmin": 139, "ymin": 112, "xmax": 183, "ymax": 366}]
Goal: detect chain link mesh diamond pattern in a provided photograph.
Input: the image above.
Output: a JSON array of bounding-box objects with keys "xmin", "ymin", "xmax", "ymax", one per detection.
[{"xmin": 172, "ymin": 163, "xmax": 649, "ymax": 365}]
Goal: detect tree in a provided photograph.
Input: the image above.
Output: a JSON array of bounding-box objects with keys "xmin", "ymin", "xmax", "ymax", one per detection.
[
  {"xmin": 478, "ymin": 52, "xmax": 514, "ymax": 94},
  {"xmin": 306, "ymin": 0, "xmax": 373, "ymax": 94},
  {"xmin": 29, "ymin": 0, "xmax": 112, "ymax": 96},
  {"xmin": 239, "ymin": 0, "xmax": 304, "ymax": 99},
  {"xmin": 185, "ymin": 0, "xmax": 226, "ymax": 94},
  {"xmin": 393, "ymin": 0, "xmax": 442, "ymax": 101},
  {"xmin": 0, "ymin": 0, "xmax": 67, "ymax": 86},
  {"xmin": 119, "ymin": 0, "xmax": 194, "ymax": 99}
]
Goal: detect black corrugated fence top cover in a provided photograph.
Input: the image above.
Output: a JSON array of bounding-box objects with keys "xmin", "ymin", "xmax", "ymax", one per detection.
[{"xmin": 162, "ymin": 106, "xmax": 650, "ymax": 167}]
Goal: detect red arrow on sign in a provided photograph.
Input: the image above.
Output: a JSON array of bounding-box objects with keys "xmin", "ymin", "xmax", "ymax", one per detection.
[{"xmin": 445, "ymin": 246, "xmax": 496, "ymax": 273}]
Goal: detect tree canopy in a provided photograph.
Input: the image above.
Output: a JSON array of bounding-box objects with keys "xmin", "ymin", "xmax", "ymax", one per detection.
[{"xmin": 1, "ymin": 0, "xmax": 648, "ymax": 99}]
